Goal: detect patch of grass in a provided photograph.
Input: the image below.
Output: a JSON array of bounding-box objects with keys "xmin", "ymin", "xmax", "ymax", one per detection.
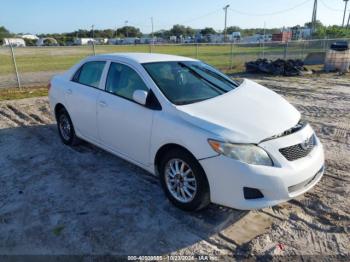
[
  {"xmin": 52, "ymin": 225, "xmax": 65, "ymax": 236},
  {"xmin": 0, "ymin": 86, "xmax": 48, "ymax": 101},
  {"xmin": 0, "ymin": 44, "xmax": 325, "ymax": 76}
]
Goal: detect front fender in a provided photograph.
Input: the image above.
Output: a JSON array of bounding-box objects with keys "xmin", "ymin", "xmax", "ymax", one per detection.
[{"xmin": 150, "ymin": 112, "xmax": 218, "ymax": 166}]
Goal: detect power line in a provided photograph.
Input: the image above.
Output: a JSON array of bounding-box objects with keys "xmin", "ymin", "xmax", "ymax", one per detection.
[
  {"xmin": 151, "ymin": 17, "xmax": 154, "ymax": 39},
  {"xmin": 112, "ymin": 8, "xmax": 222, "ymax": 31},
  {"xmin": 176, "ymin": 8, "xmax": 222, "ymax": 25},
  {"xmin": 319, "ymin": 0, "xmax": 343, "ymax": 12},
  {"xmin": 104, "ymin": 0, "xmax": 330, "ymax": 34},
  {"xmin": 228, "ymin": 0, "xmax": 312, "ymax": 16}
]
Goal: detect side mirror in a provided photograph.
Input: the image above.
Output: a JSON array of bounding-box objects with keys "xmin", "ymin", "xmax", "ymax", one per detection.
[{"xmin": 132, "ymin": 90, "xmax": 148, "ymax": 105}]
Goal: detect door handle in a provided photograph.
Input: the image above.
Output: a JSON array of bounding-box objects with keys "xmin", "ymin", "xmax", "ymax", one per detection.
[
  {"xmin": 99, "ymin": 101, "xmax": 107, "ymax": 107},
  {"xmin": 66, "ymin": 89, "xmax": 72, "ymax": 95}
]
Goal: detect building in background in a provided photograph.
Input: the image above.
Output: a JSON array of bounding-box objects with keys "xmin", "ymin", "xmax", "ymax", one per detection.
[
  {"xmin": 272, "ymin": 31, "xmax": 292, "ymax": 42},
  {"xmin": 120, "ymin": 37, "xmax": 140, "ymax": 45},
  {"xmin": 73, "ymin": 38, "xmax": 95, "ymax": 45},
  {"xmin": 291, "ymin": 26, "xmax": 312, "ymax": 40},
  {"xmin": 169, "ymin": 36, "xmax": 177, "ymax": 43},
  {"xmin": 2, "ymin": 38, "xmax": 26, "ymax": 47},
  {"xmin": 139, "ymin": 37, "xmax": 156, "ymax": 44},
  {"xmin": 241, "ymin": 34, "xmax": 271, "ymax": 44},
  {"xmin": 108, "ymin": 38, "xmax": 121, "ymax": 45},
  {"xmin": 36, "ymin": 37, "xmax": 58, "ymax": 46},
  {"xmin": 20, "ymin": 34, "xmax": 39, "ymax": 41},
  {"xmin": 95, "ymin": 38, "xmax": 108, "ymax": 45},
  {"xmin": 207, "ymin": 34, "xmax": 224, "ymax": 43},
  {"xmin": 230, "ymin": 32, "xmax": 241, "ymax": 42}
]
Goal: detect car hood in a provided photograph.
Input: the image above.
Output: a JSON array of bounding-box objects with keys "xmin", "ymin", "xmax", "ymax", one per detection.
[{"xmin": 176, "ymin": 79, "xmax": 300, "ymax": 143}]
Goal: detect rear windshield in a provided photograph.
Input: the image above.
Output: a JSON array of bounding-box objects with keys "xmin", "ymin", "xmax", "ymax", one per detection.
[{"xmin": 143, "ymin": 61, "xmax": 239, "ymax": 105}]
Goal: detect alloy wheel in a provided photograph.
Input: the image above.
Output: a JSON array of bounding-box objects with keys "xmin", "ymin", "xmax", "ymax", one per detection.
[
  {"xmin": 59, "ymin": 114, "xmax": 71, "ymax": 141},
  {"xmin": 164, "ymin": 159, "xmax": 197, "ymax": 203}
]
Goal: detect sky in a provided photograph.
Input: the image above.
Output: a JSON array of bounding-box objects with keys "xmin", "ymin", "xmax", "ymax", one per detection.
[{"xmin": 1, "ymin": 0, "xmax": 349, "ymax": 34}]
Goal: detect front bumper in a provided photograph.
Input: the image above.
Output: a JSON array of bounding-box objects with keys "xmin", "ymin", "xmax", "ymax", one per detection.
[{"xmin": 199, "ymin": 124, "xmax": 325, "ymax": 210}]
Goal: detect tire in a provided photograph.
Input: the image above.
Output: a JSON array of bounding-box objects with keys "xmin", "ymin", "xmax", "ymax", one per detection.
[
  {"xmin": 56, "ymin": 107, "xmax": 79, "ymax": 146},
  {"xmin": 159, "ymin": 148, "xmax": 210, "ymax": 211}
]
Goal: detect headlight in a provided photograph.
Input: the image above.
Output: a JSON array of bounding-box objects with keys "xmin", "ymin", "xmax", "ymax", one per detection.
[{"xmin": 208, "ymin": 139, "xmax": 273, "ymax": 166}]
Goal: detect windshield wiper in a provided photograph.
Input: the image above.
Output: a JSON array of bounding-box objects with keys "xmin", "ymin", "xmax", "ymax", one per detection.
[
  {"xmin": 192, "ymin": 65, "xmax": 237, "ymax": 89},
  {"xmin": 175, "ymin": 98, "xmax": 209, "ymax": 105},
  {"xmin": 178, "ymin": 62, "xmax": 227, "ymax": 93}
]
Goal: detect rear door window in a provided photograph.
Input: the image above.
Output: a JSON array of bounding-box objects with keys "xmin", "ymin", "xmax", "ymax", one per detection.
[{"xmin": 73, "ymin": 61, "xmax": 106, "ymax": 88}]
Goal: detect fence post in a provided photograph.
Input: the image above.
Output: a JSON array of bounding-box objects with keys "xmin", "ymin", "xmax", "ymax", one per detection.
[
  {"xmin": 92, "ymin": 42, "xmax": 96, "ymax": 56},
  {"xmin": 9, "ymin": 43, "xmax": 21, "ymax": 89},
  {"xmin": 230, "ymin": 42, "xmax": 234, "ymax": 69},
  {"xmin": 262, "ymin": 42, "xmax": 265, "ymax": 59},
  {"xmin": 283, "ymin": 41, "xmax": 288, "ymax": 60},
  {"xmin": 195, "ymin": 43, "xmax": 199, "ymax": 59},
  {"xmin": 301, "ymin": 40, "xmax": 306, "ymax": 60}
]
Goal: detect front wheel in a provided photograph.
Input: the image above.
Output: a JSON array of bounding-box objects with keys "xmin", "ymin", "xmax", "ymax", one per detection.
[{"xmin": 159, "ymin": 149, "xmax": 210, "ymax": 211}]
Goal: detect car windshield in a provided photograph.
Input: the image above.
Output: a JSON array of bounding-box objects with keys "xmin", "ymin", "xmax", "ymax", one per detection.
[{"xmin": 143, "ymin": 61, "xmax": 239, "ymax": 105}]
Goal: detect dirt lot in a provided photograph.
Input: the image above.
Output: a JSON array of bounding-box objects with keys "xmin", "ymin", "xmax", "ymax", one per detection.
[{"xmin": 0, "ymin": 74, "xmax": 349, "ymax": 259}]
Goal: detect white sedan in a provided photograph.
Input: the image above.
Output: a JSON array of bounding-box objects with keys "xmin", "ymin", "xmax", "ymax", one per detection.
[{"xmin": 49, "ymin": 53, "xmax": 325, "ymax": 211}]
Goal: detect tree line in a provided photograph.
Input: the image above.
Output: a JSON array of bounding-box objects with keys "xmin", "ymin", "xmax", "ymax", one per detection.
[{"xmin": 1, "ymin": 21, "xmax": 350, "ymax": 46}]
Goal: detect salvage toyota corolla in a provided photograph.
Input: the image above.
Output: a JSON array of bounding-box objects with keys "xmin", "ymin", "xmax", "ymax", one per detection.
[{"xmin": 49, "ymin": 53, "xmax": 324, "ymax": 211}]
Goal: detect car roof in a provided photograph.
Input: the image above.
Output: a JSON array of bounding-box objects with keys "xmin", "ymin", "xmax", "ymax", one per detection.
[{"xmin": 93, "ymin": 52, "xmax": 198, "ymax": 64}]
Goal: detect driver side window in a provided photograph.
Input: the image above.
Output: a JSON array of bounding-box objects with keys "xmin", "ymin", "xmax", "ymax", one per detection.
[{"xmin": 105, "ymin": 62, "xmax": 148, "ymax": 100}]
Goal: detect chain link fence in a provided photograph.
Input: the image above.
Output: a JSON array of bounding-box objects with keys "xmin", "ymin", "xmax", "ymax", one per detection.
[{"xmin": 1, "ymin": 38, "xmax": 349, "ymax": 89}]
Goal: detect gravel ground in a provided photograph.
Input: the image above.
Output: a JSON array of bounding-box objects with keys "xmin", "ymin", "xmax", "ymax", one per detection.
[
  {"xmin": 0, "ymin": 74, "xmax": 349, "ymax": 260},
  {"xmin": 0, "ymin": 71, "xmax": 64, "ymax": 89}
]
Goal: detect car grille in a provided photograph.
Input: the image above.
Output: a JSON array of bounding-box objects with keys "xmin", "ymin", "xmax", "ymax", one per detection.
[{"xmin": 279, "ymin": 134, "xmax": 316, "ymax": 161}]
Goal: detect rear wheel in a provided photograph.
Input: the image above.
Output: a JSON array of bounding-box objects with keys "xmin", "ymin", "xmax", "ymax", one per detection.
[
  {"xmin": 159, "ymin": 149, "xmax": 210, "ymax": 211},
  {"xmin": 56, "ymin": 108, "xmax": 79, "ymax": 146}
]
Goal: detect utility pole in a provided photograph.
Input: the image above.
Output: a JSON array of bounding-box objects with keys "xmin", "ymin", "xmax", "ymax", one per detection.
[
  {"xmin": 125, "ymin": 20, "xmax": 129, "ymax": 38},
  {"xmin": 262, "ymin": 21, "xmax": 266, "ymax": 59},
  {"xmin": 311, "ymin": 0, "xmax": 318, "ymax": 34},
  {"xmin": 150, "ymin": 17, "xmax": 154, "ymax": 53},
  {"xmin": 347, "ymin": 11, "xmax": 350, "ymax": 28},
  {"xmin": 342, "ymin": 0, "xmax": 349, "ymax": 27},
  {"xmin": 223, "ymin": 4, "xmax": 230, "ymax": 42},
  {"xmin": 151, "ymin": 17, "xmax": 154, "ymax": 43},
  {"xmin": 91, "ymin": 25, "xmax": 96, "ymax": 56}
]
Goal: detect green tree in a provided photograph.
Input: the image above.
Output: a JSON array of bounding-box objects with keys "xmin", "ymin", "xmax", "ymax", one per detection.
[
  {"xmin": 185, "ymin": 27, "xmax": 195, "ymax": 36},
  {"xmin": 154, "ymin": 29, "xmax": 170, "ymax": 38},
  {"xmin": 0, "ymin": 26, "xmax": 12, "ymax": 42},
  {"xmin": 169, "ymin": 25, "xmax": 195, "ymax": 37},
  {"xmin": 170, "ymin": 24, "xmax": 187, "ymax": 37},
  {"xmin": 200, "ymin": 27, "xmax": 216, "ymax": 36},
  {"xmin": 24, "ymin": 39, "xmax": 37, "ymax": 46},
  {"xmin": 314, "ymin": 25, "xmax": 350, "ymax": 38},
  {"xmin": 226, "ymin": 26, "xmax": 241, "ymax": 34},
  {"xmin": 116, "ymin": 26, "xmax": 141, "ymax": 37},
  {"xmin": 304, "ymin": 20, "xmax": 323, "ymax": 31}
]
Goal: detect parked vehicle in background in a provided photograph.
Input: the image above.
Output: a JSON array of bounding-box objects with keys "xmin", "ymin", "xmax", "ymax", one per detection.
[
  {"xmin": 230, "ymin": 32, "xmax": 241, "ymax": 42},
  {"xmin": 49, "ymin": 53, "xmax": 324, "ymax": 211}
]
